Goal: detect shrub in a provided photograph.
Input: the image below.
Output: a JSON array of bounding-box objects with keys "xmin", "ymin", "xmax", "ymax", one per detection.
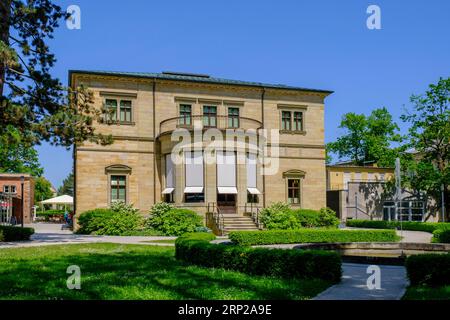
[
  {"xmin": 175, "ymin": 233, "xmax": 342, "ymax": 283},
  {"xmin": 0, "ymin": 225, "xmax": 35, "ymax": 241},
  {"xmin": 260, "ymin": 203, "xmax": 339, "ymax": 230},
  {"xmin": 432, "ymin": 229, "xmax": 450, "ymax": 243},
  {"xmin": 146, "ymin": 203, "xmax": 203, "ymax": 236},
  {"xmin": 346, "ymin": 220, "xmax": 450, "ymax": 233},
  {"xmin": 77, "ymin": 203, "xmax": 143, "ymax": 235},
  {"xmin": 36, "ymin": 209, "xmax": 65, "ymax": 216},
  {"xmin": 405, "ymin": 254, "xmax": 450, "ymax": 286},
  {"xmin": 228, "ymin": 229, "xmax": 399, "ymax": 246}
]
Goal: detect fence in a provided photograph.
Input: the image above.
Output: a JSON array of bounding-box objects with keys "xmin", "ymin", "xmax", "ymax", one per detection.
[
  {"xmin": 383, "ymin": 200, "xmax": 425, "ymax": 222},
  {"xmin": 0, "ymin": 193, "xmax": 14, "ymax": 225}
]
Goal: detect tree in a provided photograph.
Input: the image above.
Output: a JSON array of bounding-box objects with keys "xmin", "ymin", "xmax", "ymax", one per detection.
[
  {"xmin": 401, "ymin": 77, "xmax": 450, "ymax": 219},
  {"xmin": 0, "ymin": 127, "xmax": 43, "ymax": 176},
  {"xmin": 0, "ymin": 0, "xmax": 112, "ymax": 149},
  {"xmin": 327, "ymin": 107, "xmax": 402, "ymax": 166},
  {"xmin": 34, "ymin": 176, "xmax": 53, "ymax": 204},
  {"xmin": 58, "ymin": 172, "xmax": 73, "ymax": 196}
]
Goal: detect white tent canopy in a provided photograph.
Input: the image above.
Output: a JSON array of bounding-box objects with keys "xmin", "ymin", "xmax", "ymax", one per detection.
[{"xmin": 40, "ymin": 195, "xmax": 73, "ymax": 205}]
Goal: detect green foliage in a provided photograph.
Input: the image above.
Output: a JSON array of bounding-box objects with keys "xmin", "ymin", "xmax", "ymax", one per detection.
[
  {"xmin": 34, "ymin": 177, "xmax": 54, "ymax": 204},
  {"xmin": 0, "ymin": 225, "xmax": 34, "ymax": 241},
  {"xmin": 58, "ymin": 172, "xmax": 74, "ymax": 196},
  {"xmin": 228, "ymin": 229, "xmax": 399, "ymax": 246},
  {"xmin": 77, "ymin": 203, "xmax": 143, "ymax": 235},
  {"xmin": 327, "ymin": 107, "xmax": 402, "ymax": 166},
  {"xmin": 405, "ymin": 254, "xmax": 450, "ymax": 286},
  {"xmin": 259, "ymin": 203, "xmax": 339, "ymax": 230},
  {"xmin": 147, "ymin": 203, "xmax": 203, "ymax": 236},
  {"xmin": 36, "ymin": 209, "xmax": 65, "ymax": 216},
  {"xmin": 346, "ymin": 219, "xmax": 450, "ymax": 233},
  {"xmin": 432, "ymin": 229, "xmax": 450, "ymax": 243},
  {"xmin": 175, "ymin": 233, "xmax": 342, "ymax": 283}
]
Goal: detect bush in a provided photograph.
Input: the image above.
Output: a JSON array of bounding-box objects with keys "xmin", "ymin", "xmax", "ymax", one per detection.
[
  {"xmin": 77, "ymin": 202, "xmax": 143, "ymax": 235},
  {"xmin": 175, "ymin": 233, "xmax": 342, "ymax": 283},
  {"xmin": 146, "ymin": 203, "xmax": 203, "ymax": 236},
  {"xmin": 405, "ymin": 254, "xmax": 450, "ymax": 286},
  {"xmin": 432, "ymin": 229, "xmax": 450, "ymax": 243},
  {"xmin": 346, "ymin": 220, "xmax": 450, "ymax": 233},
  {"xmin": 0, "ymin": 225, "xmax": 35, "ymax": 241},
  {"xmin": 36, "ymin": 209, "xmax": 65, "ymax": 216},
  {"xmin": 228, "ymin": 229, "xmax": 399, "ymax": 246},
  {"xmin": 260, "ymin": 202, "xmax": 339, "ymax": 230}
]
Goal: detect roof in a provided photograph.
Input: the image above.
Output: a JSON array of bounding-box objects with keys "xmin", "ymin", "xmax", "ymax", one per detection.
[
  {"xmin": 41, "ymin": 195, "xmax": 73, "ymax": 204},
  {"xmin": 69, "ymin": 70, "xmax": 333, "ymax": 94}
]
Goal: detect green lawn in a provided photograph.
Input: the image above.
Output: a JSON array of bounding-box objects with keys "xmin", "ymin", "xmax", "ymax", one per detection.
[
  {"xmin": 0, "ymin": 243, "xmax": 332, "ymax": 300},
  {"xmin": 403, "ymin": 285, "xmax": 450, "ymax": 300}
]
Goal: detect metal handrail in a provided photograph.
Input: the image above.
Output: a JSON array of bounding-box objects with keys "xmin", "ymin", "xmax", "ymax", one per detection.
[
  {"xmin": 215, "ymin": 206, "xmax": 225, "ymax": 236},
  {"xmin": 159, "ymin": 115, "xmax": 263, "ymax": 136}
]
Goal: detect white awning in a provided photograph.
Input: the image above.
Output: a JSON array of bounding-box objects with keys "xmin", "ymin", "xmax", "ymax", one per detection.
[
  {"xmin": 217, "ymin": 187, "xmax": 238, "ymax": 194},
  {"xmin": 247, "ymin": 187, "xmax": 261, "ymax": 195},
  {"xmin": 162, "ymin": 188, "xmax": 174, "ymax": 194},
  {"xmin": 40, "ymin": 195, "xmax": 73, "ymax": 205},
  {"xmin": 184, "ymin": 186, "xmax": 204, "ymax": 193}
]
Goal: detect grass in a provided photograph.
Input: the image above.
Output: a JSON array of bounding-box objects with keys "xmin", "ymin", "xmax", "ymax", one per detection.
[
  {"xmin": 403, "ymin": 285, "xmax": 450, "ymax": 300},
  {"xmin": 0, "ymin": 243, "xmax": 332, "ymax": 300},
  {"xmin": 143, "ymin": 239, "xmax": 176, "ymax": 244}
]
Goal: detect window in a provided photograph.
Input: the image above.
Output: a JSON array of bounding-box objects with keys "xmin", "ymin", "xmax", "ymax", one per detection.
[
  {"xmin": 119, "ymin": 100, "xmax": 132, "ymax": 122},
  {"xmin": 3, "ymin": 185, "xmax": 16, "ymax": 194},
  {"xmin": 110, "ymin": 175, "xmax": 126, "ymax": 202},
  {"xmin": 105, "ymin": 98, "xmax": 132, "ymax": 123},
  {"xmin": 293, "ymin": 112, "xmax": 303, "ymax": 131},
  {"xmin": 247, "ymin": 193, "xmax": 259, "ymax": 203},
  {"xmin": 105, "ymin": 99, "xmax": 118, "ymax": 121},
  {"xmin": 281, "ymin": 111, "xmax": 291, "ymax": 130},
  {"xmin": 287, "ymin": 179, "xmax": 301, "ymax": 204},
  {"xmin": 228, "ymin": 107, "xmax": 240, "ymax": 128},
  {"xmin": 179, "ymin": 104, "xmax": 192, "ymax": 125},
  {"xmin": 185, "ymin": 193, "xmax": 205, "ymax": 203},
  {"xmin": 203, "ymin": 106, "xmax": 217, "ymax": 127}
]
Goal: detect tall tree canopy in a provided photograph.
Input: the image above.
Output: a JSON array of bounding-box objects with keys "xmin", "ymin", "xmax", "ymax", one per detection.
[
  {"xmin": 34, "ymin": 176, "xmax": 53, "ymax": 203},
  {"xmin": 401, "ymin": 77, "xmax": 450, "ymax": 218},
  {"xmin": 327, "ymin": 107, "xmax": 402, "ymax": 167},
  {"xmin": 58, "ymin": 171, "xmax": 73, "ymax": 196},
  {"xmin": 0, "ymin": 0, "xmax": 111, "ymax": 149}
]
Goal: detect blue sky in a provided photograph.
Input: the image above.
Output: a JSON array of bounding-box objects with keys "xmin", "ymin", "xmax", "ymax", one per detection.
[{"xmin": 36, "ymin": 0, "xmax": 450, "ymax": 188}]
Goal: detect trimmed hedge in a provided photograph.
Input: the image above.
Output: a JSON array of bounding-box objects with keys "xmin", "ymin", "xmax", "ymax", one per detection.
[
  {"xmin": 228, "ymin": 229, "xmax": 399, "ymax": 246},
  {"xmin": 405, "ymin": 254, "xmax": 450, "ymax": 286},
  {"xmin": 432, "ymin": 229, "xmax": 450, "ymax": 243},
  {"xmin": 346, "ymin": 220, "xmax": 450, "ymax": 233},
  {"xmin": 0, "ymin": 225, "xmax": 35, "ymax": 241},
  {"xmin": 175, "ymin": 233, "xmax": 342, "ymax": 282},
  {"xmin": 36, "ymin": 209, "xmax": 65, "ymax": 216}
]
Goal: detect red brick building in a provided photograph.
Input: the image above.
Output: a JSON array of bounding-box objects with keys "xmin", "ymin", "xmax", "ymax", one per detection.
[{"xmin": 0, "ymin": 174, "xmax": 35, "ymax": 224}]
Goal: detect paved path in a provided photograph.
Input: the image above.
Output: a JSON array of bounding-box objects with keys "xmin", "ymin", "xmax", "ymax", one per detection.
[
  {"xmin": 313, "ymin": 263, "xmax": 408, "ymax": 300},
  {"xmin": 0, "ymin": 223, "xmax": 176, "ymax": 249},
  {"xmin": 344, "ymin": 227, "xmax": 432, "ymax": 243}
]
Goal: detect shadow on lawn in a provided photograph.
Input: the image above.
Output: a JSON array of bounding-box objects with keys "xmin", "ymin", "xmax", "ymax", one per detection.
[{"xmin": 0, "ymin": 244, "xmax": 330, "ymax": 300}]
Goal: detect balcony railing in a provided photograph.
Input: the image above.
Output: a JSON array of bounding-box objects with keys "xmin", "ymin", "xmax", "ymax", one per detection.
[{"xmin": 159, "ymin": 115, "xmax": 263, "ymax": 136}]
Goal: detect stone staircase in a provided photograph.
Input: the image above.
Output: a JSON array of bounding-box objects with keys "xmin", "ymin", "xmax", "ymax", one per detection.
[{"xmin": 222, "ymin": 214, "xmax": 259, "ymax": 234}]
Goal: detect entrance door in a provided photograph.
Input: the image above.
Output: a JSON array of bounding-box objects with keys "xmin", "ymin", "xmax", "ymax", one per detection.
[{"xmin": 217, "ymin": 194, "xmax": 236, "ymax": 213}]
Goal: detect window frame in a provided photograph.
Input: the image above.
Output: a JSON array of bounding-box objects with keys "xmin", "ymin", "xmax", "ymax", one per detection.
[
  {"xmin": 203, "ymin": 105, "xmax": 217, "ymax": 128},
  {"xmin": 110, "ymin": 175, "xmax": 127, "ymax": 203},
  {"xmin": 278, "ymin": 105, "xmax": 307, "ymax": 134},
  {"xmin": 105, "ymin": 165, "xmax": 132, "ymax": 205},
  {"xmin": 227, "ymin": 107, "xmax": 240, "ymax": 128},
  {"xmin": 287, "ymin": 178, "xmax": 301, "ymax": 205},
  {"xmin": 281, "ymin": 111, "xmax": 292, "ymax": 131},
  {"xmin": 293, "ymin": 111, "xmax": 303, "ymax": 131},
  {"xmin": 101, "ymin": 93, "xmax": 136, "ymax": 125},
  {"xmin": 179, "ymin": 104, "xmax": 192, "ymax": 126}
]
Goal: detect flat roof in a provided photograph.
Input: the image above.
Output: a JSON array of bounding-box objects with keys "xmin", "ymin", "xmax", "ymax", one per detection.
[{"xmin": 69, "ymin": 70, "xmax": 334, "ymax": 95}]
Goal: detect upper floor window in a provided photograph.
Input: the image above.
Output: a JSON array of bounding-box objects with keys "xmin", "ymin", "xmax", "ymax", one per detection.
[
  {"xmin": 228, "ymin": 107, "xmax": 240, "ymax": 128},
  {"xmin": 293, "ymin": 111, "xmax": 303, "ymax": 131},
  {"xmin": 110, "ymin": 175, "xmax": 126, "ymax": 203},
  {"xmin": 3, "ymin": 185, "xmax": 16, "ymax": 194},
  {"xmin": 104, "ymin": 98, "xmax": 133, "ymax": 123},
  {"xmin": 203, "ymin": 106, "xmax": 217, "ymax": 127},
  {"xmin": 179, "ymin": 104, "xmax": 192, "ymax": 125},
  {"xmin": 281, "ymin": 111, "xmax": 291, "ymax": 130}
]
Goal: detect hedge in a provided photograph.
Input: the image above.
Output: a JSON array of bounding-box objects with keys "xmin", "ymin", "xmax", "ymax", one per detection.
[
  {"xmin": 228, "ymin": 229, "xmax": 399, "ymax": 246},
  {"xmin": 36, "ymin": 209, "xmax": 65, "ymax": 216},
  {"xmin": 346, "ymin": 220, "xmax": 450, "ymax": 233},
  {"xmin": 432, "ymin": 229, "xmax": 450, "ymax": 243},
  {"xmin": 405, "ymin": 254, "xmax": 450, "ymax": 286},
  {"xmin": 175, "ymin": 233, "xmax": 342, "ymax": 282},
  {"xmin": 0, "ymin": 225, "xmax": 35, "ymax": 241}
]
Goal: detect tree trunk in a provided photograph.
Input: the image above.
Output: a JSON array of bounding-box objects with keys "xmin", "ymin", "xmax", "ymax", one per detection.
[{"xmin": 0, "ymin": 0, "xmax": 12, "ymax": 97}]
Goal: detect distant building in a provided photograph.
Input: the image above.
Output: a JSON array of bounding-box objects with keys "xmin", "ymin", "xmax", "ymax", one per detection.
[{"xmin": 0, "ymin": 173, "xmax": 35, "ymax": 224}]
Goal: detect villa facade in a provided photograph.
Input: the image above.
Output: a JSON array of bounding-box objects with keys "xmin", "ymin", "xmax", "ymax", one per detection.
[{"xmin": 70, "ymin": 70, "xmax": 332, "ymax": 227}]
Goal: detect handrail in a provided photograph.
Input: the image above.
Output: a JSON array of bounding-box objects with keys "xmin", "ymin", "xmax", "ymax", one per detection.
[
  {"xmin": 206, "ymin": 202, "xmax": 224, "ymax": 236},
  {"xmin": 159, "ymin": 115, "xmax": 263, "ymax": 136}
]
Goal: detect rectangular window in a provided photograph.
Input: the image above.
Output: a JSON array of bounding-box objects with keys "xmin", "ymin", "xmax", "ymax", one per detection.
[
  {"xmin": 3, "ymin": 186, "xmax": 9, "ymax": 193},
  {"xmin": 110, "ymin": 175, "xmax": 126, "ymax": 203},
  {"xmin": 287, "ymin": 179, "xmax": 300, "ymax": 204},
  {"xmin": 105, "ymin": 99, "xmax": 118, "ymax": 121},
  {"xmin": 119, "ymin": 100, "xmax": 132, "ymax": 122},
  {"xmin": 179, "ymin": 104, "xmax": 192, "ymax": 125},
  {"xmin": 247, "ymin": 193, "xmax": 259, "ymax": 203},
  {"xmin": 203, "ymin": 106, "xmax": 217, "ymax": 127},
  {"xmin": 281, "ymin": 111, "xmax": 291, "ymax": 130},
  {"xmin": 228, "ymin": 107, "xmax": 240, "ymax": 128},
  {"xmin": 3, "ymin": 185, "xmax": 16, "ymax": 194},
  {"xmin": 293, "ymin": 112, "xmax": 303, "ymax": 131}
]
